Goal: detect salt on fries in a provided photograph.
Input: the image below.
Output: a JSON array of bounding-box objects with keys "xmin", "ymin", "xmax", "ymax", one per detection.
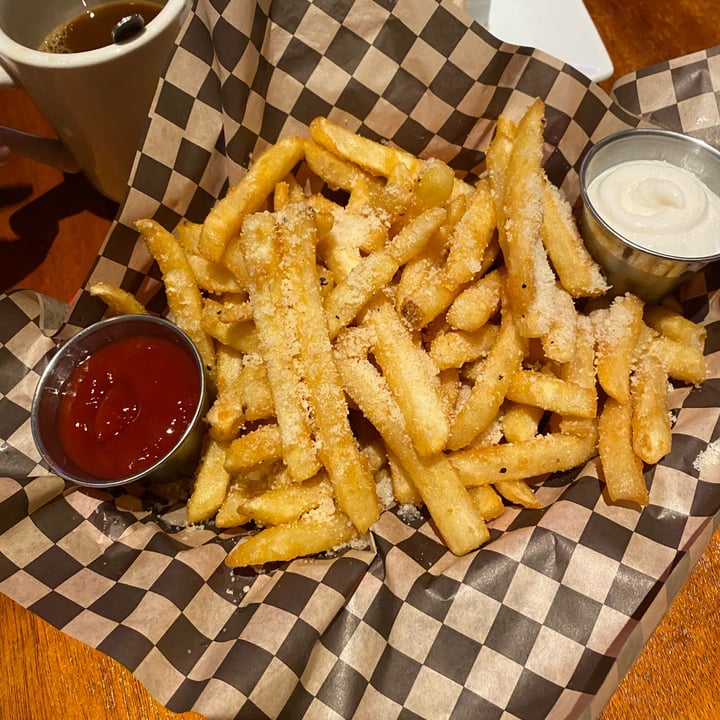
[{"xmin": 93, "ymin": 98, "xmax": 707, "ymax": 568}]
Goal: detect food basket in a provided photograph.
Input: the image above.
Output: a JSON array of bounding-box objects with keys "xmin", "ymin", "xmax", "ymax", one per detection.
[{"xmin": 2, "ymin": 2, "xmax": 720, "ymax": 718}]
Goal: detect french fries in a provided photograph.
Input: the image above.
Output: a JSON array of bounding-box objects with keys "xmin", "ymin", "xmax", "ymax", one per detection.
[{"xmin": 89, "ymin": 99, "xmax": 707, "ymax": 569}]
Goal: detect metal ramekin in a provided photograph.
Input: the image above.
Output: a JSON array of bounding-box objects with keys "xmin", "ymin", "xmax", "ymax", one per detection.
[
  {"xmin": 31, "ymin": 314, "xmax": 208, "ymax": 489},
  {"xmin": 579, "ymin": 127, "xmax": 720, "ymax": 302}
]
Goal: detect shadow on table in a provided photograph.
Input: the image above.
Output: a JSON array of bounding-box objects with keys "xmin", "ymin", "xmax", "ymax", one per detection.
[{"xmin": 0, "ymin": 172, "xmax": 117, "ymax": 294}]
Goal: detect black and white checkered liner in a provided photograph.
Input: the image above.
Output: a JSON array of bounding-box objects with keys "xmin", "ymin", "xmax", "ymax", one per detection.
[{"xmin": 2, "ymin": 2, "xmax": 720, "ymax": 718}]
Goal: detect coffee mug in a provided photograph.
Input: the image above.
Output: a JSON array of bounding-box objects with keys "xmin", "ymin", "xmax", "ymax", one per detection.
[{"xmin": 0, "ymin": 0, "xmax": 191, "ymax": 202}]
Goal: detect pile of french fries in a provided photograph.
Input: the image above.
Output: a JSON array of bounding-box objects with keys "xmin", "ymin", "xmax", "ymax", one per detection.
[{"xmin": 91, "ymin": 98, "xmax": 707, "ymax": 567}]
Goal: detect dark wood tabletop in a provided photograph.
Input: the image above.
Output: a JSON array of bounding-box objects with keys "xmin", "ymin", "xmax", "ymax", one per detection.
[{"xmin": 2, "ymin": 1, "xmax": 720, "ymax": 717}]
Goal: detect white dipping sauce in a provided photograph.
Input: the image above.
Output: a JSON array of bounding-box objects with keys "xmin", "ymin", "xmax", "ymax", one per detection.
[{"xmin": 586, "ymin": 159, "xmax": 720, "ymax": 258}]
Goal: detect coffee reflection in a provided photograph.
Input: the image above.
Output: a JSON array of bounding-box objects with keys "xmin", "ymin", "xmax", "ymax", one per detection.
[{"xmin": 39, "ymin": 1, "xmax": 162, "ymax": 53}]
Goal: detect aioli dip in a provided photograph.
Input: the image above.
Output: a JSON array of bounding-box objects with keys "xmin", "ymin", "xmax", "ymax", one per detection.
[{"xmin": 586, "ymin": 159, "xmax": 720, "ymax": 258}]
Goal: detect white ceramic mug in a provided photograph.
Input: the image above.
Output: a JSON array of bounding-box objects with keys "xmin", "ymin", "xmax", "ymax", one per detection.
[{"xmin": 0, "ymin": 0, "xmax": 191, "ymax": 202}]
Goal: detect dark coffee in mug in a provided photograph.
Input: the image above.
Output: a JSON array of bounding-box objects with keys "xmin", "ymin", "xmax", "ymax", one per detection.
[{"xmin": 39, "ymin": 0, "xmax": 162, "ymax": 53}]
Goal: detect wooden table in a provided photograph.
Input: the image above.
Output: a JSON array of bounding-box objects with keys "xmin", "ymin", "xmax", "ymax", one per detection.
[{"xmin": 2, "ymin": 1, "xmax": 720, "ymax": 717}]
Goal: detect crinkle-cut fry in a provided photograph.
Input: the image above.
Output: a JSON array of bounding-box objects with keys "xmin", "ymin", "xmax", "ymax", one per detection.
[
  {"xmin": 235, "ymin": 212, "xmax": 320, "ymax": 482},
  {"xmin": 429, "ymin": 324, "xmax": 499, "ymax": 370},
  {"xmin": 652, "ymin": 334, "xmax": 707, "ymax": 385},
  {"xmin": 494, "ymin": 480, "xmax": 542, "ymax": 509},
  {"xmin": 89, "ymin": 281, "xmax": 148, "ymax": 316},
  {"xmin": 593, "ymin": 292, "xmax": 645, "ymax": 404},
  {"xmin": 469, "ymin": 485, "xmax": 506, "ymax": 520},
  {"xmin": 309, "ymin": 116, "xmax": 421, "ymax": 179},
  {"xmin": 186, "ymin": 438, "xmax": 232, "ymax": 524},
  {"xmin": 280, "ymin": 203, "xmax": 380, "ymax": 533},
  {"xmin": 225, "ymin": 424, "xmax": 283, "ymax": 474},
  {"xmin": 324, "ymin": 207, "xmax": 447, "ymax": 339},
  {"xmin": 335, "ymin": 327, "xmax": 490, "ymax": 555},
  {"xmin": 200, "ymin": 135, "xmax": 306, "ymax": 262},
  {"xmin": 448, "ymin": 304, "xmax": 526, "ymax": 451},
  {"xmin": 541, "ymin": 177, "xmax": 609, "ymax": 297},
  {"xmin": 238, "ymin": 474, "xmax": 335, "ymax": 527},
  {"xmin": 397, "ymin": 179, "xmax": 496, "ymax": 329},
  {"xmin": 450, "ymin": 427, "xmax": 598, "ymax": 486},
  {"xmin": 225, "ymin": 509, "xmax": 358, "ymax": 567},
  {"xmin": 505, "ymin": 369, "xmax": 597, "ymax": 418},
  {"xmin": 644, "ymin": 303, "xmax": 707, "ymax": 352},
  {"xmin": 363, "ymin": 296, "xmax": 449, "ymax": 457},
  {"xmin": 446, "ymin": 268, "xmax": 502, "ymax": 332},
  {"xmin": 598, "ymin": 397, "xmax": 649, "ymax": 505},
  {"xmin": 135, "ymin": 218, "xmax": 216, "ymax": 379},
  {"xmin": 631, "ymin": 341, "xmax": 672, "ymax": 465}
]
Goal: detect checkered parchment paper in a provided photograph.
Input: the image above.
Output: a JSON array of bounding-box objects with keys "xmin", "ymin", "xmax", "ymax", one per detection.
[{"xmin": 3, "ymin": 2, "xmax": 720, "ymax": 718}]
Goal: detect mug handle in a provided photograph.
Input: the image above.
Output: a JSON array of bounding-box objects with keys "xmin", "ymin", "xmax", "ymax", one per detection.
[
  {"xmin": 0, "ymin": 126, "xmax": 80, "ymax": 172},
  {"xmin": 0, "ymin": 64, "xmax": 13, "ymax": 88},
  {"xmin": 0, "ymin": 64, "xmax": 79, "ymax": 172}
]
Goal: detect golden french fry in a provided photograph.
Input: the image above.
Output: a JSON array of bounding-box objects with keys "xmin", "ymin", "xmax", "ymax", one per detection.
[
  {"xmin": 186, "ymin": 438, "xmax": 232, "ymax": 524},
  {"xmin": 279, "ymin": 204, "xmax": 380, "ymax": 532},
  {"xmin": 364, "ymin": 296, "xmax": 449, "ymax": 457},
  {"xmin": 502, "ymin": 401, "xmax": 546, "ymax": 443},
  {"xmin": 309, "ymin": 116, "xmax": 421, "ymax": 179},
  {"xmin": 215, "ymin": 471, "xmax": 269, "ymax": 529},
  {"xmin": 450, "ymin": 428, "xmax": 598, "ymax": 486},
  {"xmin": 186, "ymin": 253, "xmax": 246, "ymax": 294},
  {"xmin": 446, "ymin": 268, "xmax": 502, "ymax": 332},
  {"xmin": 324, "ymin": 207, "xmax": 446, "ymax": 339},
  {"xmin": 335, "ymin": 328, "xmax": 489, "ymax": 555},
  {"xmin": 494, "ymin": 480, "xmax": 541, "ymax": 509},
  {"xmin": 386, "ymin": 449, "xmax": 423, "ymax": 506},
  {"xmin": 225, "ymin": 509, "xmax": 358, "ymax": 567},
  {"xmin": 135, "ymin": 218, "xmax": 216, "ymax": 379},
  {"xmin": 492, "ymin": 99, "xmax": 577, "ymax": 362},
  {"xmin": 396, "ymin": 179, "xmax": 496, "ymax": 329},
  {"xmin": 594, "ymin": 293, "xmax": 644, "ymax": 404},
  {"xmin": 631, "ymin": 343, "xmax": 672, "ymax": 465},
  {"xmin": 598, "ymin": 397, "xmax": 649, "ymax": 505},
  {"xmin": 429, "ymin": 324, "xmax": 499, "ymax": 370},
  {"xmin": 238, "ymin": 474, "xmax": 334, "ymax": 527},
  {"xmin": 506, "ymin": 369, "xmax": 597, "ymax": 418},
  {"xmin": 541, "ymin": 178, "xmax": 609, "ymax": 297},
  {"xmin": 653, "ymin": 334, "xmax": 707, "ymax": 385},
  {"xmin": 468, "ymin": 485, "xmax": 506, "ymax": 520},
  {"xmin": 235, "ymin": 212, "xmax": 320, "ymax": 482},
  {"xmin": 225, "ymin": 424, "xmax": 283, "ymax": 474},
  {"xmin": 200, "ymin": 135, "xmax": 307, "ymax": 262},
  {"xmin": 89, "ymin": 281, "xmax": 148, "ymax": 315},
  {"xmin": 448, "ymin": 304, "xmax": 526, "ymax": 450},
  {"xmin": 644, "ymin": 303, "xmax": 707, "ymax": 351}
]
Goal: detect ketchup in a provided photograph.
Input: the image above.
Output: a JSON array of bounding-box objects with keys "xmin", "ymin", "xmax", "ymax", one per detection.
[{"xmin": 58, "ymin": 335, "xmax": 201, "ymax": 480}]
